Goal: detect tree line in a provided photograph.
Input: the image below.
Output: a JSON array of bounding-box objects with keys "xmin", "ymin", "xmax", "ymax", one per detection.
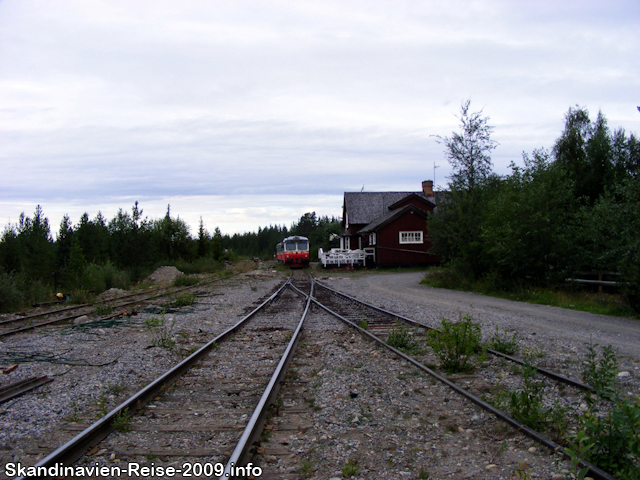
[
  {"xmin": 224, "ymin": 212, "xmax": 341, "ymax": 261},
  {"xmin": 429, "ymin": 101, "xmax": 640, "ymax": 311},
  {"xmin": 0, "ymin": 202, "xmax": 341, "ymax": 312}
]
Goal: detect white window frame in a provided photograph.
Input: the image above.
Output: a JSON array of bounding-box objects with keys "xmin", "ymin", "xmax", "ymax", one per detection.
[
  {"xmin": 369, "ymin": 233, "xmax": 376, "ymax": 245},
  {"xmin": 399, "ymin": 231, "xmax": 423, "ymax": 244}
]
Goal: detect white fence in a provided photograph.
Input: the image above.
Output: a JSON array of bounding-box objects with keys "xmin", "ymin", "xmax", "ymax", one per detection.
[{"xmin": 318, "ymin": 248, "xmax": 367, "ymax": 268}]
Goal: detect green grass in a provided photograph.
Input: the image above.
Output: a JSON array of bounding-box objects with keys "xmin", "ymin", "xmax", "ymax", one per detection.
[
  {"xmin": 174, "ymin": 257, "xmax": 225, "ymax": 275},
  {"xmin": 341, "ymin": 459, "xmax": 359, "ymax": 477},
  {"xmin": 144, "ymin": 316, "xmax": 164, "ymax": 329},
  {"xmin": 172, "ymin": 274, "xmax": 200, "ymax": 287},
  {"xmin": 166, "ymin": 292, "xmax": 196, "ymax": 308}
]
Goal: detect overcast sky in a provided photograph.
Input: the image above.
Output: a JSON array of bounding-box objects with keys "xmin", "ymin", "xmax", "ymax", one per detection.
[{"xmin": 1, "ymin": 0, "xmax": 638, "ymax": 236}]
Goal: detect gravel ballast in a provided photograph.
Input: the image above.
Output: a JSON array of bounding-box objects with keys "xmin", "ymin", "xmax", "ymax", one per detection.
[{"xmin": 1, "ymin": 268, "xmax": 638, "ymax": 480}]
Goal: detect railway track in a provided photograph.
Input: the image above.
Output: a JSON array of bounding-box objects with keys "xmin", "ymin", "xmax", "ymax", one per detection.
[
  {"xmin": 15, "ymin": 272, "xmax": 313, "ymax": 480},
  {"xmin": 313, "ymin": 281, "xmax": 593, "ymax": 391},
  {"xmin": 3, "ymin": 269, "xmax": 631, "ymax": 479},
  {"xmin": 302, "ymin": 279, "xmax": 617, "ymax": 480},
  {"xmin": 0, "ymin": 276, "xmax": 222, "ymax": 338}
]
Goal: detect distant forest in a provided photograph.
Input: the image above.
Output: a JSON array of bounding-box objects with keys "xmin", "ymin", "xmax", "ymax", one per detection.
[
  {"xmin": 0, "ymin": 204, "xmax": 341, "ymax": 311},
  {"xmin": 429, "ymin": 102, "xmax": 640, "ymax": 312}
]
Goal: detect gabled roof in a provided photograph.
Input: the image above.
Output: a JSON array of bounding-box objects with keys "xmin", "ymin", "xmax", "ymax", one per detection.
[
  {"xmin": 357, "ymin": 204, "xmax": 430, "ymax": 234},
  {"xmin": 387, "ymin": 192, "xmax": 436, "ymax": 211},
  {"xmin": 343, "ymin": 191, "xmax": 435, "ymax": 225}
]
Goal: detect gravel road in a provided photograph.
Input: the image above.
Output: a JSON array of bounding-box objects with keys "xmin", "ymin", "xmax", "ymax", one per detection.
[{"xmin": 325, "ymin": 271, "xmax": 640, "ymax": 360}]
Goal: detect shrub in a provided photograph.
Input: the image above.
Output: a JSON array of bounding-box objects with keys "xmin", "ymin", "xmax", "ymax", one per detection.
[
  {"xmin": 167, "ymin": 292, "xmax": 196, "ymax": 308},
  {"xmin": 507, "ymin": 364, "xmax": 547, "ymax": 430},
  {"xmin": 582, "ymin": 342, "xmax": 618, "ymax": 395},
  {"xmin": 0, "ymin": 272, "xmax": 24, "ymax": 312},
  {"xmin": 81, "ymin": 262, "xmax": 130, "ymax": 293},
  {"xmin": 69, "ymin": 290, "xmax": 95, "ymax": 304},
  {"xmin": 174, "ymin": 257, "xmax": 224, "ymax": 275},
  {"xmin": 426, "ymin": 314, "xmax": 482, "ymax": 373},
  {"xmin": 576, "ymin": 398, "xmax": 640, "ymax": 478},
  {"xmin": 573, "ymin": 343, "xmax": 640, "ymax": 478},
  {"xmin": 172, "ymin": 274, "xmax": 199, "ymax": 287},
  {"xmin": 14, "ymin": 274, "xmax": 51, "ymax": 306}
]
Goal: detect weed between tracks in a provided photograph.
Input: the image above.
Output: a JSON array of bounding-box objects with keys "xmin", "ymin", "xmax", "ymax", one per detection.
[
  {"xmin": 568, "ymin": 342, "xmax": 640, "ymax": 479},
  {"xmin": 166, "ymin": 292, "xmax": 196, "ymax": 308},
  {"xmin": 426, "ymin": 314, "xmax": 483, "ymax": 373},
  {"xmin": 144, "ymin": 316, "xmax": 164, "ymax": 329},
  {"xmin": 63, "ymin": 401, "xmax": 81, "ymax": 423},
  {"xmin": 380, "ymin": 309, "xmax": 640, "ymax": 478},
  {"xmin": 491, "ymin": 364, "xmax": 549, "ymax": 431},
  {"xmin": 487, "ymin": 325, "xmax": 520, "ymax": 355},
  {"xmin": 341, "ymin": 458, "xmax": 359, "ymax": 477},
  {"xmin": 93, "ymin": 303, "xmax": 114, "ymax": 316},
  {"xmin": 386, "ymin": 322, "xmax": 420, "ymax": 355},
  {"xmin": 97, "ymin": 394, "xmax": 110, "ymax": 417},
  {"xmin": 483, "ymin": 342, "xmax": 640, "ymax": 479},
  {"xmin": 145, "ymin": 315, "xmax": 177, "ymax": 351},
  {"xmin": 113, "ymin": 407, "xmax": 132, "ymax": 432}
]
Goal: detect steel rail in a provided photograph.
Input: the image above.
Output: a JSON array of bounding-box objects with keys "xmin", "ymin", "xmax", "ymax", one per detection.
[
  {"xmin": 0, "ymin": 316, "xmax": 87, "ymax": 338},
  {"xmin": 311, "ymin": 297, "xmax": 617, "ymax": 480},
  {"xmin": 1, "ymin": 273, "xmax": 222, "ymax": 327},
  {"xmin": 0, "ymin": 283, "xmax": 175, "ymax": 326},
  {"xmin": 314, "ymin": 280, "xmax": 594, "ymax": 392},
  {"xmin": 18, "ymin": 278, "xmax": 291, "ymax": 480},
  {"xmin": 0, "ymin": 304, "xmax": 89, "ymax": 326},
  {"xmin": 0, "ymin": 277, "xmax": 221, "ymax": 338},
  {"xmin": 0, "ymin": 376, "xmax": 54, "ymax": 404},
  {"xmin": 217, "ymin": 274, "xmax": 314, "ymax": 479}
]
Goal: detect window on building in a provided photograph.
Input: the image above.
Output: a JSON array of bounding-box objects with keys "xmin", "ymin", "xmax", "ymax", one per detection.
[
  {"xmin": 399, "ymin": 231, "xmax": 423, "ymax": 244},
  {"xmin": 369, "ymin": 233, "xmax": 376, "ymax": 245}
]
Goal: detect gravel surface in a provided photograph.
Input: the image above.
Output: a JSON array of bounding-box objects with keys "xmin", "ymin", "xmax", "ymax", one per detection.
[
  {"xmin": 0, "ymin": 268, "xmax": 283, "ymax": 479},
  {"xmin": 317, "ymin": 272, "xmax": 640, "ymax": 381},
  {"xmin": 0, "ymin": 267, "xmax": 638, "ymax": 480},
  {"xmin": 302, "ymin": 271, "xmax": 640, "ymax": 478},
  {"xmin": 260, "ymin": 309, "xmax": 576, "ymax": 480}
]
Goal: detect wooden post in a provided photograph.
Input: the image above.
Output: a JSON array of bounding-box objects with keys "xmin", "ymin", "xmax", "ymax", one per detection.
[{"xmin": 599, "ymin": 272, "xmax": 603, "ymax": 294}]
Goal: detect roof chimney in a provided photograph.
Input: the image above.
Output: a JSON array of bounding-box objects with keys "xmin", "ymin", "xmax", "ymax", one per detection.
[{"xmin": 422, "ymin": 180, "xmax": 434, "ymax": 198}]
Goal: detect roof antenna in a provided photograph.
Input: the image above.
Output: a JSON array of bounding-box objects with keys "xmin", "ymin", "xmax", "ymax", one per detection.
[{"xmin": 361, "ymin": 185, "xmax": 364, "ymax": 192}]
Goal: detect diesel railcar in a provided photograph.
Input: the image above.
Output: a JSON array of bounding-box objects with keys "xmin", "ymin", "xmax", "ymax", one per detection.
[{"xmin": 275, "ymin": 236, "xmax": 310, "ymax": 268}]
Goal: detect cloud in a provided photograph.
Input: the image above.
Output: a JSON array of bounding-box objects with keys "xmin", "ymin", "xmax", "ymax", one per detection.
[{"xmin": 0, "ymin": 0, "xmax": 638, "ymax": 235}]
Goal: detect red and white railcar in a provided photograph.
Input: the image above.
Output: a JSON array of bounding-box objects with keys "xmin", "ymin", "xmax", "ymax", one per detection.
[{"xmin": 275, "ymin": 236, "xmax": 310, "ymax": 268}]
